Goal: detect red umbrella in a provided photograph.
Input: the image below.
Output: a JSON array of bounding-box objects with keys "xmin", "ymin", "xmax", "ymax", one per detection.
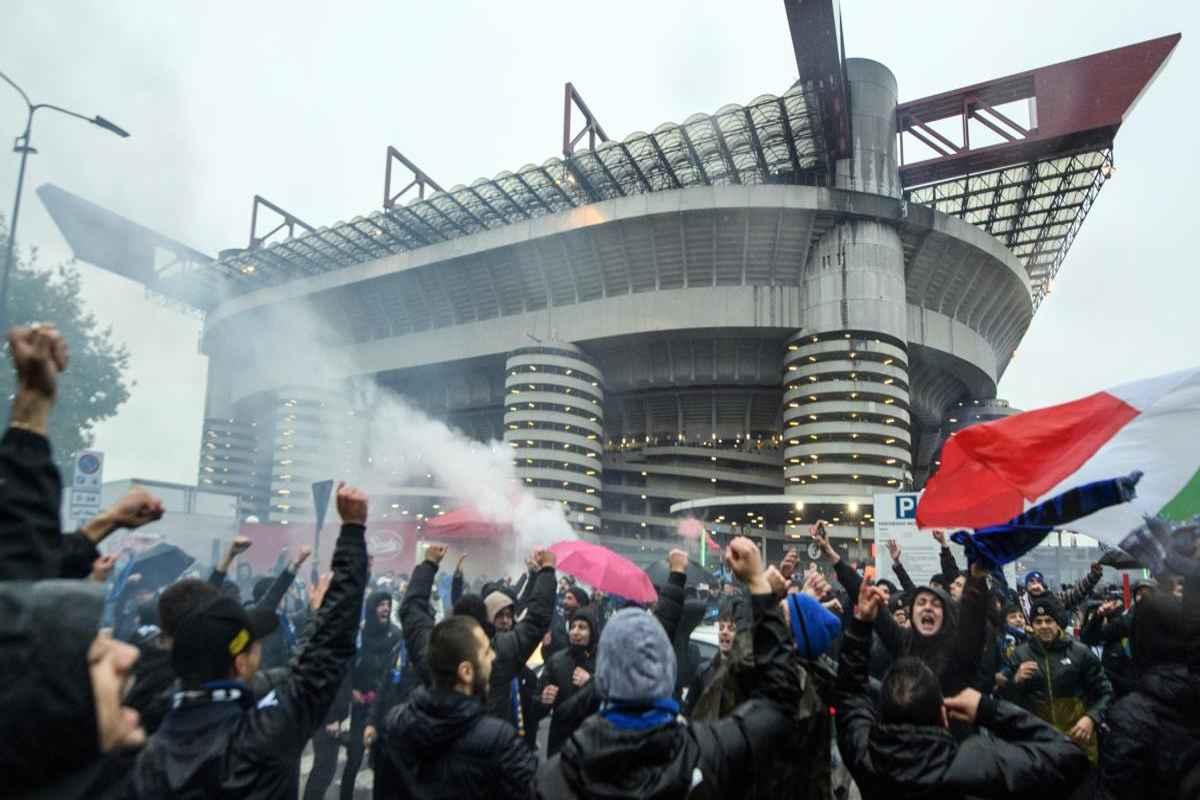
[{"xmin": 549, "ymin": 540, "xmax": 657, "ymax": 605}]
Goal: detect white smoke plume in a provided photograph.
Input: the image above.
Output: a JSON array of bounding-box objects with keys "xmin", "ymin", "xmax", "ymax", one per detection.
[{"xmin": 240, "ymin": 299, "xmax": 577, "ymax": 577}]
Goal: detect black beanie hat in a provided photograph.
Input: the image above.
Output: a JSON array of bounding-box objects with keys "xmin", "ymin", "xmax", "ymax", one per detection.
[{"xmin": 1029, "ymin": 594, "xmax": 1067, "ymax": 629}]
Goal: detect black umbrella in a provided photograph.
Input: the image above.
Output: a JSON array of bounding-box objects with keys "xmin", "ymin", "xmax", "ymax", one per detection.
[
  {"xmin": 130, "ymin": 543, "xmax": 195, "ymax": 589},
  {"xmin": 644, "ymin": 559, "xmax": 718, "ymax": 589}
]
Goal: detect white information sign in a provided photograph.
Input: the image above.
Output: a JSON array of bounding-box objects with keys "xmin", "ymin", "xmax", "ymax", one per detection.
[
  {"xmin": 874, "ymin": 491, "xmax": 1017, "ymax": 589},
  {"xmin": 70, "ymin": 450, "xmax": 104, "ymax": 525}
]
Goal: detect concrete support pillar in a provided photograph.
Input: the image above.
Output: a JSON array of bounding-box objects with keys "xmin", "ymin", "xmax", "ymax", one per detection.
[
  {"xmin": 782, "ymin": 58, "xmax": 912, "ymax": 499},
  {"xmin": 503, "ymin": 344, "xmax": 604, "ymax": 532},
  {"xmin": 835, "ymin": 58, "xmax": 901, "ymax": 198}
]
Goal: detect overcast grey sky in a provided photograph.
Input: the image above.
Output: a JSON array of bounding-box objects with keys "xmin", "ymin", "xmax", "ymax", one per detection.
[{"xmin": 1, "ymin": 1, "xmax": 1195, "ymax": 484}]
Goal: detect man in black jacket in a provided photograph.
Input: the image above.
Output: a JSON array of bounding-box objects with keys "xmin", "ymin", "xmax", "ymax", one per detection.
[
  {"xmin": 836, "ymin": 580, "xmax": 1090, "ymax": 799},
  {"xmin": 400, "ymin": 543, "xmax": 556, "ymax": 731},
  {"xmin": 339, "ymin": 588, "xmax": 401, "ymax": 799},
  {"xmin": 538, "ymin": 603, "xmax": 598, "ymax": 756},
  {"xmin": 1002, "ymin": 594, "xmax": 1112, "ymax": 763},
  {"xmin": 535, "ymin": 537, "xmax": 806, "ymax": 799},
  {"xmin": 377, "ymin": 614, "xmax": 537, "ymax": 799},
  {"xmin": 128, "ymin": 482, "xmax": 370, "ymax": 799}
]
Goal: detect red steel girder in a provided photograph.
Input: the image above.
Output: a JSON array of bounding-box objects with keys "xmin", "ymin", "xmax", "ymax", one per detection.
[{"xmin": 898, "ymin": 33, "xmax": 1180, "ymax": 188}]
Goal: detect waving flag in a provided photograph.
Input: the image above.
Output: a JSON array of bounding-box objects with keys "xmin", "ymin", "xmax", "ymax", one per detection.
[{"xmin": 917, "ymin": 367, "xmax": 1200, "ymax": 546}]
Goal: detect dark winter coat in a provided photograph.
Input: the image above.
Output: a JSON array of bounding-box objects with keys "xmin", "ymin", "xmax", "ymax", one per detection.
[
  {"xmin": 538, "ymin": 606, "xmax": 598, "ymax": 756},
  {"xmin": 367, "ymin": 636, "xmax": 418, "ymax": 731},
  {"xmin": 376, "ymin": 686, "xmax": 537, "ymax": 800},
  {"xmin": 1080, "ymin": 607, "xmax": 1137, "ymax": 697},
  {"xmin": 534, "ymin": 592, "xmax": 806, "ymax": 800},
  {"xmin": 1002, "ymin": 633, "xmax": 1112, "ymax": 762},
  {"xmin": 353, "ymin": 592, "xmax": 402, "ymax": 693},
  {"xmin": 548, "ymin": 571, "xmax": 688, "ymax": 729},
  {"xmin": 836, "ymin": 617, "xmax": 1090, "ymax": 800},
  {"xmin": 1094, "ymin": 664, "xmax": 1200, "ymax": 800},
  {"xmin": 400, "ymin": 560, "xmax": 557, "ymax": 729},
  {"xmin": 0, "ymin": 427, "xmax": 102, "ymax": 582},
  {"xmin": 127, "ymin": 522, "xmax": 368, "ymax": 799}
]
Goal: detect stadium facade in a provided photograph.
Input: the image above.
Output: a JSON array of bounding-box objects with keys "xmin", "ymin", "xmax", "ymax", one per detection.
[{"xmin": 39, "ymin": 4, "xmax": 1179, "ymax": 562}]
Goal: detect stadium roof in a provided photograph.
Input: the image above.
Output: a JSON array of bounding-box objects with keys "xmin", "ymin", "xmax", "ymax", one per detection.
[
  {"xmin": 41, "ymin": 82, "xmax": 830, "ymax": 311},
  {"xmin": 898, "ymin": 33, "xmax": 1180, "ymax": 306},
  {"xmin": 39, "ymin": 29, "xmax": 1178, "ymax": 316}
]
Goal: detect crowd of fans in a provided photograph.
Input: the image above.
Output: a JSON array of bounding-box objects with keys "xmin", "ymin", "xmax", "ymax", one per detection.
[{"xmin": 1, "ymin": 322, "xmax": 1198, "ymax": 799}]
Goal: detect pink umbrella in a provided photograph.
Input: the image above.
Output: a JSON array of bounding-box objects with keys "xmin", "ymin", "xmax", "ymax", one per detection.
[{"xmin": 549, "ymin": 540, "xmax": 657, "ymax": 605}]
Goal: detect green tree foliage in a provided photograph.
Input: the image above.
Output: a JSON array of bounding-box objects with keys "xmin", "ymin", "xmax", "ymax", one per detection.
[{"xmin": 1, "ymin": 235, "xmax": 130, "ymax": 476}]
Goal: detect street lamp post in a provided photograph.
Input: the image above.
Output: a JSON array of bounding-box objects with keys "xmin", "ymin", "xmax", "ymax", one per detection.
[{"xmin": 0, "ymin": 70, "xmax": 129, "ymax": 332}]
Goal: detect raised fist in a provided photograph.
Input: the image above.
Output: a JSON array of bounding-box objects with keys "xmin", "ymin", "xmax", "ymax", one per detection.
[
  {"xmin": 667, "ymin": 549, "xmax": 688, "ymax": 574},
  {"xmin": 336, "ymin": 483, "xmax": 368, "ymax": 525},
  {"xmin": 425, "ymin": 544, "xmax": 447, "ymax": 565},
  {"xmin": 8, "ymin": 324, "xmax": 69, "ymax": 399},
  {"xmin": 724, "ymin": 537, "xmax": 763, "ymax": 582}
]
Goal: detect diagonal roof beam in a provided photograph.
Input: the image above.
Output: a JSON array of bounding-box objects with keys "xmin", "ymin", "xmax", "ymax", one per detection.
[{"xmin": 709, "ymin": 115, "xmax": 741, "ymax": 184}]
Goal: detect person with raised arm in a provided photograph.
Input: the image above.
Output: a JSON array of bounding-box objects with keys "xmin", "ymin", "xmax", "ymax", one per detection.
[
  {"xmin": 0, "ymin": 325, "xmax": 164, "ymax": 582},
  {"xmin": 836, "ymin": 581, "xmax": 1089, "ymax": 799},
  {"xmin": 128, "ymin": 483, "xmax": 369, "ymax": 798},
  {"xmin": 535, "ymin": 537, "xmax": 807, "ymax": 798}
]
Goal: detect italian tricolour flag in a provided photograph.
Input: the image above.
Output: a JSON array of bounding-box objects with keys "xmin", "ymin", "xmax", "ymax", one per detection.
[{"xmin": 916, "ymin": 367, "xmax": 1200, "ymax": 546}]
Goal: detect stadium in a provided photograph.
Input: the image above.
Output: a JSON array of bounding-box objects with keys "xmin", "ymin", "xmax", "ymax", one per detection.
[{"xmin": 40, "ymin": 2, "xmax": 1180, "ymax": 564}]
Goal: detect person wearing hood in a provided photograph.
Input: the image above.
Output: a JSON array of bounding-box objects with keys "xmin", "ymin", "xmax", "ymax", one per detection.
[
  {"xmin": 377, "ymin": 613, "xmax": 536, "ymax": 799},
  {"xmin": 818, "ymin": 519, "xmax": 992, "ymax": 698},
  {"xmin": 1001, "ymin": 593, "xmax": 1112, "ymax": 764},
  {"xmin": 336, "ymin": 588, "xmax": 402, "ymax": 799},
  {"xmin": 545, "ymin": 585, "xmax": 591, "ymax": 658},
  {"xmin": 538, "ymin": 602, "xmax": 600, "ymax": 756},
  {"xmin": 836, "ymin": 580, "xmax": 1090, "ymax": 799},
  {"xmin": 127, "ymin": 483, "xmax": 369, "ymax": 799},
  {"xmin": 1094, "ymin": 593, "xmax": 1200, "ymax": 799},
  {"xmin": 534, "ymin": 536, "xmax": 809, "ymax": 799},
  {"xmin": 0, "ymin": 579, "xmax": 145, "ymax": 798}
]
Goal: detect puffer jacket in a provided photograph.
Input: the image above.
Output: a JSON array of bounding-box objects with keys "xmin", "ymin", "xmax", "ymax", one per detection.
[
  {"xmin": 1094, "ymin": 664, "xmax": 1200, "ymax": 799},
  {"xmin": 836, "ymin": 617, "xmax": 1090, "ymax": 800},
  {"xmin": 539, "ymin": 605, "xmax": 599, "ymax": 756},
  {"xmin": 1003, "ymin": 633, "xmax": 1113, "ymax": 762},
  {"xmin": 534, "ymin": 592, "xmax": 805, "ymax": 800},
  {"xmin": 376, "ymin": 686, "xmax": 537, "ymax": 800},
  {"xmin": 127, "ymin": 522, "xmax": 368, "ymax": 799}
]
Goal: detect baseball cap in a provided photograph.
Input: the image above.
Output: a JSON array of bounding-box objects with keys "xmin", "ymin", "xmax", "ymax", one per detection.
[{"xmin": 171, "ymin": 595, "xmax": 279, "ymax": 684}]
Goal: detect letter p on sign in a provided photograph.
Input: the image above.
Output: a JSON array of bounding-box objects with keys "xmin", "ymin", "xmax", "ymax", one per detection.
[{"xmin": 895, "ymin": 495, "xmax": 917, "ymax": 520}]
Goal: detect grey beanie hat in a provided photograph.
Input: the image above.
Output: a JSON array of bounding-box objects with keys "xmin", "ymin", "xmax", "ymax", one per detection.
[{"xmin": 595, "ymin": 607, "xmax": 676, "ymax": 703}]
